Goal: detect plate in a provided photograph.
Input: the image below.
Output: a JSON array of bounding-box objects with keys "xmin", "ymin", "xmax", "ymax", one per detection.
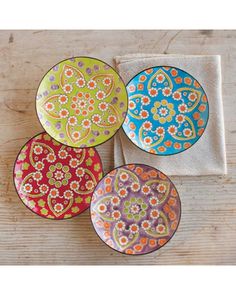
[
  {"xmin": 13, "ymin": 132, "xmax": 103, "ymax": 219},
  {"xmin": 90, "ymin": 164, "xmax": 181, "ymax": 255},
  {"xmin": 123, "ymin": 66, "xmax": 209, "ymax": 155},
  {"xmin": 36, "ymin": 57, "xmax": 128, "ymax": 148}
]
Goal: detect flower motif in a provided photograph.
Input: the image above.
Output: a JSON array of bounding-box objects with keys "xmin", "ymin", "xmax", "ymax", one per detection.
[
  {"xmin": 39, "ymin": 184, "xmax": 49, "ymax": 194},
  {"xmin": 188, "ymin": 92, "xmax": 197, "ymax": 102},
  {"xmin": 69, "ymin": 158, "xmax": 79, "ymax": 168},
  {"xmin": 130, "ymin": 182, "xmax": 140, "ymax": 192},
  {"xmin": 162, "ymin": 87, "xmax": 172, "ymax": 97},
  {"xmin": 112, "ymin": 210, "xmax": 121, "ymax": 220},
  {"xmin": 46, "ymin": 153, "xmax": 56, "ymax": 163},
  {"xmin": 68, "ymin": 116, "xmax": 78, "ymax": 126},
  {"xmin": 54, "ymin": 170, "xmax": 64, "ymax": 180},
  {"xmin": 183, "ymin": 128, "xmax": 192, "ymax": 137},
  {"xmin": 178, "ymin": 103, "xmax": 188, "ymax": 113},
  {"xmin": 33, "ymin": 145, "xmax": 43, "ymax": 155},
  {"xmin": 49, "ymin": 188, "xmax": 59, "ymax": 198},
  {"xmin": 140, "ymin": 110, "xmax": 149, "ymax": 119},
  {"xmin": 65, "ymin": 68, "xmax": 73, "ymax": 77},
  {"xmin": 98, "ymin": 203, "xmax": 107, "ymax": 213},
  {"xmin": 129, "ymin": 101, "xmax": 136, "ymax": 110},
  {"xmin": 58, "ymin": 149, "xmax": 68, "ymax": 159},
  {"xmin": 45, "ymin": 102, "xmax": 54, "ymax": 111},
  {"xmin": 151, "ymin": 100, "xmax": 175, "ymax": 124},
  {"xmin": 167, "ymin": 125, "xmax": 178, "ymax": 136},
  {"xmin": 58, "ymin": 94, "xmax": 68, "ymax": 104},
  {"xmin": 47, "ymin": 163, "xmax": 71, "ymax": 188},
  {"xmin": 75, "ymin": 78, "xmax": 86, "ymax": 88},
  {"xmin": 59, "ymin": 109, "xmax": 69, "ymax": 118},
  {"xmin": 141, "ymin": 96, "xmax": 150, "ymax": 105},
  {"xmin": 63, "ymin": 190, "xmax": 73, "ymax": 199},
  {"xmin": 92, "ymin": 114, "xmax": 102, "ymax": 124},
  {"xmin": 70, "ymin": 180, "xmax": 80, "ymax": 191},
  {"xmin": 72, "ymin": 131, "xmax": 81, "ymax": 140},
  {"xmin": 141, "ymin": 220, "xmax": 151, "ymax": 230},
  {"xmin": 87, "ymin": 80, "xmax": 97, "ymax": 89},
  {"xmin": 111, "ymin": 196, "xmax": 120, "ymax": 206},
  {"xmin": 98, "ymin": 102, "xmax": 108, "ymax": 111},
  {"xmin": 96, "ymin": 90, "xmax": 106, "ymax": 100},
  {"xmin": 149, "ymin": 88, "xmax": 158, "ymax": 97},
  {"xmin": 85, "ymin": 180, "xmax": 95, "ymax": 190},
  {"xmin": 129, "ymin": 224, "xmax": 139, "ymax": 234},
  {"xmin": 157, "ymin": 183, "xmax": 167, "ymax": 193},
  {"xmin": 143, "ymin": 136, "xmax": 153, "ymax": 145},
  {"xmin": 108, "ymin": 115, "xmax": 117, "ymax": 124},
  {"xmin": 155, "ymin": 127, "xmax": 165, "ymax": 136},
  {"xmin": 124, "ymin": 197, "xmax": 147, "ymax": 221},
  {"xmin": 141, "ymin": 185, "xmax": 151, "ymax": 195},
  {"xmin": 142, "ymin": 121, "xmax": 152, "ymax": 131},
  {"xmin": 172, "ymin": 91, "xmax": 182, "ymax": 100},
  {"xmin": 54, "ymin": 203, "xmax": 64, "ymax": 213},
  {"xmin": 175, "ymin": 114, "xmax": 185, "ymax": 124},
  {"xmin": 82, "ymin": 119, "xmax": 91, "ymax": 129},
  {"xmin": 118, "ymin": 188, "xmax": 128, "ymax": 198},
  {"xmin": 156, "ymin": 73, "xmax": 165, "ymax": 83},
  {"xmin": 63, "ymin": 84, "xmax": 73, "ymax": 93},
  {"xmin": 33, "ymin": 171, "xmax": 43, "ymax": 181},
  {"xmin": 78, "ymin": 99, "xmax": 87, "ymax": 109},
  {"xmin": 116, "ymin": 220, "xmax": 125, "ymax": 231},
  {"xmin": 76, "ymin": 167, "xmax": 85, "ymax": 178},
  {"xmin": 119, "ymin": 236, "xmax": 128, "ymax": 246},
  {"xmin": 149, "ymin": 196, "xmax": 159, "ymax": 206},
  {"xmin": 150, "ymin": 209, "xmax": 160, "ymax": 219},
  {"xmin": 119, "ymin": 172, "xmax": 129, "ymax": 182},
  {"xmin": 103, "ymin": 77, "xmax": 112, "ymax": 86},
  {"xmin": 22, "ymin": 183, "xmax": 33, "ymax": 193},
  {"xmin": 34, "ymin": 161, "xmax": 44, "ymax": 171},
  {"xmin": 156, "ymin": 224, "xmax": 166, "ymax": 233}
]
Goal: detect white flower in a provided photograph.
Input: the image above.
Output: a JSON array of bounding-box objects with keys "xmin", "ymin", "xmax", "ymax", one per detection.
[
  {"xmin": 142, "ymin": 184, "xmax": 151, "ymax": 195},
  {"xmin": 76, "ymin": 167, "xmax": 85, "ymax": 178},
  {"xmin": 68, "ymin": 116, "xmax": 77, "ymax": 126},
  {"xmin": 188, "ymin": 92, "xmax": 197, "ymax": 102},
  {"xmin": 130, "ymin": 182, "xmax": 140, "ymax": 192},
  {"xmin": 129, "ymin": 224, "xmax": 139, "ymax": 234},
  {"xmin": 59, "ymin": 109, "xmax": 69, "ymax": 118},
  {"xmin": 172, "ymin": 91, "xmax": 182, "ymax": 100},
  {"xmin": 22, "ymin": 183, "xmax": 33, "ymax": 193},
  {"xmin": 103, "ymin": 77, "xmax": 112, "ymax": 86},
  {"xmin": 159, "ymin": 107, "xmax": 168, "ymax": 116},
  {"xmin": 72, "ymin": 131, "xmax": 81, "ymax": 140},
  {"xmin": 143, "ymin": 136, "xmax": 153, "ymax": 145},
  {"xmin": 92, "ymin": 114, "xmax": 102, "ymax": 124},
  {"xmin": 141, "ymin": 96, "xmax": 150, "ymax": 105},
  {"xmin": 149, "ymin": 196, "xmax": 159, "ymax": 206},
  {"xmin": 119, "ymin": 172, "xmax": 129, "ymax": 182},
  {"xmin": 157, "ymin": 183, "xmax": 167, "ymax": 193},
  {"xmin": 82, "ymin": 119, "xmax": 91, "ymax": 129},
  {"xmin": 167, "ymin": 125, "xmax": 178, "ymax": 135},
  {"xmin": 87, "ymin": 79, "xmax": 97, "ymax": 89},
  {"xmin": 119, "ymin": 236, "xmax": 128, "ymax": 246},
  {"xmin": 112, "ymin": 210, "xmax": 121, "ymax": 220},
  {"xmin": 183, "ymin": 128, "xmax": 192, "ymax": 137},
  {"xmin": 118, "ymin": 188, "xmax": 128, "ymax": 198},
  {"xmin": 149, "ymin": 87, "xmax": 158, "ymax": 97},
  {"xmin": 140, "ymin": 110, "xmax": 149, "ymax": 119},
  {"xmin": 85, "ymin": 180, "xmax": 95, "ymax": 190},
  {"xmin": 156, "ymin": 224, "xmax": 165, "ymax": 233},
  {"xmin": 54, "ymin": 203, "xmax": 64, "ymax": 213},
  {"xmin": 69, "ymin": 158, "xmax": 79, "ymax": 168},
  {"xmin": 130, "ymin": 204, "xmax": 140, "ymax": 214},
  {"xmin": 98, "ymin": 203, "xmax": 107, "ymax": 213},
  {"xmin": 111, "ymin": 196, "xmax": 121, "ymax": 206},
  {"xmin": 49, "ymin": 188, "xmax": 59, "ymax": 198},
  {"xmin": 33, "ymin": 171, "xmax": 42, "ymax": 181},
  {"xmin": 70, "ymin": 180, "xmax": 80, "ymax": 191},
  {"xmin": 45, "ymin": 102, "xmax": 54, "ymax": 111},
  {"xmin": 156, "ymin": 127, "xmax": 165, "ymax": 136},
  {"xmin": 63, "ymin": 84, "xmax": 73, "ymax": 93},
  {"xmin": 142, "ymin": 121, "xmax": 152, "ymax": 131},
  {"xmin": 141, "ymin": 220, "xmax": 151, "ymax": 230},
  {"xmin": 46, "ymin": 153, "xmax": 56, "ymax": 163},
  {"xmin": 78, "ymin": 99, "xmax": 87, "ymax": 109},
  {"xmin": 96, "ymin": 90, "xmax": 106, "ymax": 100},
  {"xmin": 54, "ymin": 170, "xmax": 64, "ymax": 180},
  {"xmin": 63, "ymin": 190, "xmax": 74, "ymax": 200},
  {"xmin": 178, "ymin": 103, "xmax": 188, "ymax": 113},
  {"xmin": 58, "ymin": 149, "xmax": 68, "ymax": 159},
  {"xmin": 162, "ymin": 87, "xmax": 172, "ymax": 97},
  {"xmin": 150, "ymin": 209, "xmax": 160, "ymax": 219},
  {"xmin": 129, "ymin": 101, "xmax": 136, "ymax": 110},
  {"xmin": 176, "ymin": 114, "xmax": 185, "ymax": 124},
  {"xmin": 108, "ymin": 115, "xmax": 117, "ymax": 124},
  {"xmin": 98, "ymin": 102, "xmax": 108, "ymax": 111},
  {"xmin": 116, "ymin": 221, "xmax": 125, "ymax": 231},
  {"xmin": 58, "ymin": 94, "xmax": 68, "ymax": 104},
  {"xmin": 33, "ymin": 145, "xmax": 43, "ymax": 155},
  {"xmin": 75, "ymin": 78, "xmax": 86, "ymax": 88},
  {"xmin": 65, "ymin": 68, "xmax": 73, "ymax": 77},
  {"xmin": 39, "ymin": 184, "xmax": 49, "ymax": 194},
  {"xmin": 34, "ymin": 161, "xmax": 44, "ymax": 171},
  {"xmin": 156, "ymin": 73, "xmax": 165, "ymax": 83}
]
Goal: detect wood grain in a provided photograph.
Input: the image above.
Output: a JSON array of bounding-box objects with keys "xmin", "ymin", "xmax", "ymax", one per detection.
[{"xmin": 0, "ymin": 30, "xmax": 235, "ymax": 265}]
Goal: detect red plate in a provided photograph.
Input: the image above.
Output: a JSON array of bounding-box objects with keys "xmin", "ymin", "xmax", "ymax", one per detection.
[{"xmin": 13, "ymin": 132, "xmax": 103, "ymax": 219}]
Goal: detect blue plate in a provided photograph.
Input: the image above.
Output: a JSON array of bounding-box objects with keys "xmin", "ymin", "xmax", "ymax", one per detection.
[{"xmin": 123, "ymin": 66, "xmax": 209, "ymax": 155}]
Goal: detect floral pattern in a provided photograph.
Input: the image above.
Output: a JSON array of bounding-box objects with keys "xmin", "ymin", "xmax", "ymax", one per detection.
[
  {"xmin": 36, "ymin": 57, "xmax": 128, "ymax": 148},
  {"xmin": 123, "ymin": 66, "xmax": 209, "ymax": 155},
  {"xmin": 14, "ymin": 132, "xmax": 103, "ymax": 219},
  {"xmin": 90, "ymin": 164, "xmax": 181, "ymax": 255}
]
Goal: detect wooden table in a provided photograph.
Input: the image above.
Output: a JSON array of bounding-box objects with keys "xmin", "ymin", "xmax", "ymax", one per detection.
[{"xmin": 0, "ymin": 30, "xmax": 235, "ymax": 265}]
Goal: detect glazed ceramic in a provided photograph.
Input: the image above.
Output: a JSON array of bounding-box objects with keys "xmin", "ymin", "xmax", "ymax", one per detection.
[
  {"xmin": 13, "ymin": 132, "xmax": 103, "ymax": 219},
  {"xmin": 36, "ymin": 57, "xmax": 128, "ymax": 148},
  {"xmin": 123, "ymin": 66, "xmax": 209, "ymax": 155},
  {"xmin": 90, "ymin": 164, "xmax": 181, "ymax": 255}
]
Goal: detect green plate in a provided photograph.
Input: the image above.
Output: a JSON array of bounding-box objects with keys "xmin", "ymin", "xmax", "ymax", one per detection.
[{"xmin": 36, "ymin": 57, "xmax": 128, "ymax": 147}]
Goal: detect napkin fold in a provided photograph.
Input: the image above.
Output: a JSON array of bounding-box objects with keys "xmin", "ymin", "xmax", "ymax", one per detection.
[{"xmin": 113, "ymin": 54, "xmax": 227, "ymax": 175}]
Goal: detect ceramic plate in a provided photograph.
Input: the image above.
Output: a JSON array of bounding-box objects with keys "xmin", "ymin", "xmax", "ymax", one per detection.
[
  {"xmin": 13, "ymin": 132, "xmax": 103, "ymax": 219},
  {"xmin": 36, "ymin": 57, "xmax": 128, "ymax": 148},
  {"xmin": 90, "ymin": 164, "xmax": 181, "ymax": 255},
  {"xmin": 123, "ymin": 66, "xmax": 209, "ymax": 155}
]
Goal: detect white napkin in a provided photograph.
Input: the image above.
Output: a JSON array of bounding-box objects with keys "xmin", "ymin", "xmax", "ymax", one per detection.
[{"xmin": 113, "ymin": 54, "xmax": 227, "ymax": 176}]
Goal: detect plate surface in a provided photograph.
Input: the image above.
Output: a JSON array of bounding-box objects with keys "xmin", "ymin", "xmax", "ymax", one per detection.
[
  {"xmin": 123, "ymin": 66, "xmax": 209, "ymax": 155},
  {"xmin": 36, "ymin": 57, "xmax": 128, "ymax": 148},
  {"xmin": 14, "ymin": 132, "xmax": 103, "ymax": 219},
  {"xmin": 90, "ymin": 164, "xmax": 181, "ymax": 255}
]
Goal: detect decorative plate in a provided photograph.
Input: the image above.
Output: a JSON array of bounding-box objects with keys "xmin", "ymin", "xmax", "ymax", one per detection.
[
  {"xmin": 123, "ymin": 66, "xmax": 209, "ymax": 155},
  {"xmin": 36, "ymin": 57, "xmax": 128, "ymax": 148},
  {"xmin": 90, "ymin": 164, "xmax": 181, "ymax": 255},
  {"xmin": 13, "ymin": 132, "xmax": 103, "ymax": 219}
]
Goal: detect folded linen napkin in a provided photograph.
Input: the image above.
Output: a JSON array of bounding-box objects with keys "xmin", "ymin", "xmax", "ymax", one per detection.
[{"xmin": 113, "ymin": 54, "xmax": 227, "ymax": 175}]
